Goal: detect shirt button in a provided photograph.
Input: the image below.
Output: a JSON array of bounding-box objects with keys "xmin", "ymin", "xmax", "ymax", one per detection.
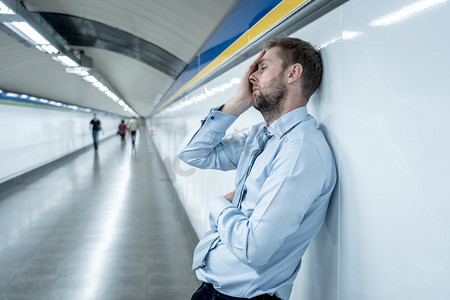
[{"xmin": 210, "ymin": 116, "xmax": 215, "ymax": 120}]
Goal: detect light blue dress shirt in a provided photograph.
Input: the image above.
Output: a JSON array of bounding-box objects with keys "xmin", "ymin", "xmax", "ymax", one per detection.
[{"xmin": 178, "ymin": 106, "xmax": 337, "ymax": 300}]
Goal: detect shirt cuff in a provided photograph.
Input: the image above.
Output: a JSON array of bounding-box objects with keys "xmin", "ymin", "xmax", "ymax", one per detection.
[
  {"xmin": 203, "ymin": 107, "xmax": 237, "ymax": 133},
  {"xmin": 209, "ymin": 196, "xmax": 234, "ymax": 226}
]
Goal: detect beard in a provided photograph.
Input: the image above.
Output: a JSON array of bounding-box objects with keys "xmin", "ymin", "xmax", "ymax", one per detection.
[{"xmin": 253, "ymin": 73, "xmax": 287, "ymax": 123}]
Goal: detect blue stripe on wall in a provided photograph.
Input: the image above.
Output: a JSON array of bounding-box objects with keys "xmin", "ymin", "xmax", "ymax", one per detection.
[
  {"xmin": 0, "ymin": 89, "xmax": 96, "ymax": 114},
  {"xmin": 158, "ymin": 0, "xmax": 282, "ymax": 108}
]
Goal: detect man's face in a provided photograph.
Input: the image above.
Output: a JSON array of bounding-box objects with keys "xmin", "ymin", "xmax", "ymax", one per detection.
[{"xmin": 249, "ymin": 47, "xmax": 287, "ymax": 115}]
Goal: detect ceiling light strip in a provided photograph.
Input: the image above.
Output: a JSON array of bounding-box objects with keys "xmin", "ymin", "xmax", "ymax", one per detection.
[
  {"xmin": 0, "ymin": 0, "xmax": 14, "ymax": 14},
  {"xmin": 1, "ymin": 0, "xmax": 137, "ymax": 116}
]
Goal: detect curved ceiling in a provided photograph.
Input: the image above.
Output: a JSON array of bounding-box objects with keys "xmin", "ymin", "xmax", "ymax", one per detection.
[
  {"xmin": 38, "ymin": 12, "xmax": 187, "ymax": 79},
  {"xmin": 0, "ymin": 0, "xmax": 239, "ymax": 117}
]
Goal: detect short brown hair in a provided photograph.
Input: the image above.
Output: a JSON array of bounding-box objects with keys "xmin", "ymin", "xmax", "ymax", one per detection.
[{"xmin": 264, "ymin": 37, "xmax": 322, "ymax": 100}]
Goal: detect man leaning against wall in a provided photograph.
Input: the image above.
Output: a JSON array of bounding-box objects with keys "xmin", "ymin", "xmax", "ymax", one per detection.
[{"xmin": 178, "ymin": 37, "xmax": 337, "ymax": 300}]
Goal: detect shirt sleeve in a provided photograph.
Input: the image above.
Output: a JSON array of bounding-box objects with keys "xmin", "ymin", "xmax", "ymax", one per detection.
[
  {"xmin": 210, "ymin": 139, "xmax": 329, "ymax": 267},
  {"xmin": 178, "ymin": 108, "xmax": 246, "ymax": 171}
]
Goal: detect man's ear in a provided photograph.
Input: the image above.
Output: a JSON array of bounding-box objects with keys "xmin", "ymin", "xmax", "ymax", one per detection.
[{"xmin": 287, "ymin": 63, "xmax": 303, "ymax": 84}]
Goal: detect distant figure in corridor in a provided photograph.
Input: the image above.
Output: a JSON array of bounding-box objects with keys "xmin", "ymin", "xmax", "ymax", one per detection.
[
  {"xmin": 127, "ymin": 116, "xmax": 139, "ymax": 146},
  {"xmin": 178, "ymin": 37, "xmax": 337, "ymax": 300},
  {"xmin": 89, "ymin": 113, "xmax": 103, "ymax": 150},
  {"xmin": 118, "ymin": 119, "xmax": 127, "ymax": 145}
]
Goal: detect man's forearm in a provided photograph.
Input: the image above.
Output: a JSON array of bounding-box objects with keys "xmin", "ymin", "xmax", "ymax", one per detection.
[{"xmin": 178, "ymin": 108, "xmax": 240, "ymax": 171}]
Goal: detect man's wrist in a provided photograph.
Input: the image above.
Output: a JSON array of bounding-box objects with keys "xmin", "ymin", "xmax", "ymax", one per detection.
[
  {"xmin": 204, "ymin": 108, "xmax": 237, "ymax": 132},
  {"xmin": 209, "ymin": 196, "xmax": 234, "ymax": 225},
  {"xmin": 219, "ymin": 102, "xmax": 239, "ymax": 116},
  {"xmin": 220, "ymin": 97, "xmax": 251, "ymax": 116}
]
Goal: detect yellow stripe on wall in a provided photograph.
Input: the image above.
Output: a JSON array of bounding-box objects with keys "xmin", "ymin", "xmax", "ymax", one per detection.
[{"xmin": 158, "ymin": 0, "xmax": 308, "ymax": 111}]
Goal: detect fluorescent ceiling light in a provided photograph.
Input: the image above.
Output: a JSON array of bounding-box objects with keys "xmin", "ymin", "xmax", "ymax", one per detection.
[
  {"xmin": 66, "ymin": 67, "xmax": 90, "ymax": 76},
  {"xmin": 35, "ymin": 44, "xmax": 59, "ymax": 54},
  {"xmin": 105, "ymin": 91, "xmax": 119, "ymax": 101},
  {"xmin": 83, "ymin": 75, "xmax": 98, "ymax": 83},
  {"xmin": 0, "ymin": 1, "xmax": 14, "ymax": 14},
  {"xmin": 35, "ymin": 45, "xmax": 47, "ymax": 53},
  {"xmin": 52, "ymin": 55, "xmax": 78, "ymax": 67},
  {"xmin": 5, "ymin": 21, "xmax": 50, "ymax": 44},
  {"xmin": 54, "ymin": 55, "xmax": 78, "ymax": 67},
  {"xmin": 92, "ymin": 81, "xmax": 104, "ymax": 88},
  {"xmin": 40, "ymin": 44, "xmax": 59, "ymax": 54},
  {"xmin": 98, "ymin": 86, "xmax": 108, "ymax": 92},
  {"xmin": 124, "ymin": 106, "xmax": 137, "ymax": 115}
]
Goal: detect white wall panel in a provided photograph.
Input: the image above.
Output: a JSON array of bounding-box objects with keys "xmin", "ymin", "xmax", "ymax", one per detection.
[
  {"xmin": 339, "ymin": 0, "xmax": 450, "ymax": 299},
  {"xmin": 149, "ymin": 0, "xmax": 450, "ymax": 299},
  {"xmin": 0, "ymin": 103, "xmax": 121, "ymax": 183}
]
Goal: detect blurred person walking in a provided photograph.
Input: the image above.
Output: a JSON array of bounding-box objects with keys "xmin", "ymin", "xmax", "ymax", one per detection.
[
  {"xmin": 118, "ymin": 119, "xmax": 127, "ymax": 145},
  {"xmin": 128, "ymin": 116, "xmax": 139, "ymax": 146},
  {"xmin": 89, "ymin": 113, "xmax": 103, "ymax": 150}
]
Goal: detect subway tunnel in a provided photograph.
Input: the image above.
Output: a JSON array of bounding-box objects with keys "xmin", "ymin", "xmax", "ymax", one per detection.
[{"xmin": 1, "ymin": 0, "xmax": 450, "ymax": 299}]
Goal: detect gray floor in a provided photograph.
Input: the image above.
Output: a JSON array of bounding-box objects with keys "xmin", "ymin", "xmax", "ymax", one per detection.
[{"xmin": 0, "ymin": 132, "xmax": 200, "ymax": 300}]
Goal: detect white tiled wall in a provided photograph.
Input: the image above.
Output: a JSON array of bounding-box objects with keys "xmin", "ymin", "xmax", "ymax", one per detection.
[
  {"xmin": 150, "ymin": 0, "xmax": 450, "ymax": 299},
  {"xmin": 0, "ymin": 104, "xmax": 121, "ymax": 183}
]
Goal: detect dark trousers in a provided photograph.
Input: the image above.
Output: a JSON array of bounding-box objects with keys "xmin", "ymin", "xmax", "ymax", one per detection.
[
  {"xmin": 192, "ymin": 283, "xmax": 280, "ymax": 300},
  {"xmin": 92, "ymin": 130, "xmax": 99, "ymax": 150}
]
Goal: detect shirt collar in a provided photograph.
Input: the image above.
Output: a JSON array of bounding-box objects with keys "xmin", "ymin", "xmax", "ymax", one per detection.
[{"xmin": 266, "ymin": 106, "xmax": 308, "ymax": 139}]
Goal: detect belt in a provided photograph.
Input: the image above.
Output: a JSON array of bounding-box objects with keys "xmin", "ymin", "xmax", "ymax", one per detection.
[{"xmin": 202, "ymin": 283, "xmax": 280, "ymax": 300}]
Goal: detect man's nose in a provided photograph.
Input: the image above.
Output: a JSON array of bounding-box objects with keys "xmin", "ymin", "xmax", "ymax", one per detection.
[{"xmin": 249, "ymin": 72, "xmax": 257, "ymax": 83}]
